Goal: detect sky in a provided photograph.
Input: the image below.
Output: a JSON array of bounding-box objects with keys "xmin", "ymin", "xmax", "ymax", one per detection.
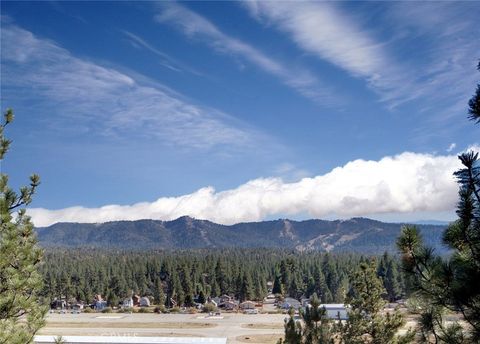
[{"xmin": 1, "ymin": 1, "xmax": 479, "ymax": 227}]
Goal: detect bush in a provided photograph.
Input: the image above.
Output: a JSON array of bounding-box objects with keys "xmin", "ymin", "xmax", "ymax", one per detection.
[
  {"xmin": 170, "ymin": 306, "xmax": 180, "ymax": 313},
  {"xmin": 101, "ymin": 307, "xmax": 112, "ymax": 313},
  {"xmin": 138, "ymin": 307, "xmax": 150, "ymax": 313},
  {"xmin": 118, "ymin": 307, "xmax": 133, "ymax": 313},
  {"xmin": 83, "ymin": 307, "xmax": 93, "ymax": 313},
  {"xmin": 154, "ymin": 305, "xmax": 165, "ymax": 314},
  {"xmin": 202, "ymin": 303, "xmax": 217, "ymax": 313}
]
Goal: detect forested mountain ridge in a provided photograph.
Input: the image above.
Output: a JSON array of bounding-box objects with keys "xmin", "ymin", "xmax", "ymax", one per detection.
[{"xmin": 36, "ymin": 216, "xmax": 448, "ymax": 254}]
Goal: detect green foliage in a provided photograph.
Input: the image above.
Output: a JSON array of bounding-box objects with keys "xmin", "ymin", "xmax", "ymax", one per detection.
[
  {"xmin": 397, "ymin": 65, "xmax": 480, "ymax": 342},
  {"xmin": 468, "ymin": 61, "xmax": 480, "ymax": 123},
  {"xmin": 280, "ymin": 261, "xmax": 412, "ymax": 344},
  {"xmin": 273, "ymin": 274, "xmax": 283, "ymax": 295},
  {"xmin": 398, "ymin": 152, "xmax": 480, "ymax": 342},
  {"xmin": 53, "ymin": 336, "xmax": 66, "ymax": 344},
  {"xmin": 101, "ymin": 307, "xmax": 112, "ymax": 313},
  {"xmin": 0, "ymin": 109, "xmax": 46, "ymax": 344},
  {"xmin": 336, "ymin": 260, "xmax": 413, "ymax": 344},
  {"xmin": 40, "ymin": 249, "xmax": 391, "ymax": 309},
  {"xmin": 203, "ymin": 303, "xmax": 217, "ymax": 313}
]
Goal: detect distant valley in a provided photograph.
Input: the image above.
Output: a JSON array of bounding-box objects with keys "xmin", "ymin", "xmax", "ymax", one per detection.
[{"xmin": 35, "ymin": 216, "xmax": 450, "ymax": 254}]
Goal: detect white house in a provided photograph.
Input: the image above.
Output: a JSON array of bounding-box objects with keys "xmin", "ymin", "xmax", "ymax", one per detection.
[
  {"xmin": 239, "ymin": 301, "xmax": 256, "ymax": 310},
  {"xmin": 122, "ymin": 298, "xmax": 134, "ymax": 308},
  {"xmin": 281, "ymin": 297, "xmax": 301, "ymax": 310},
  {"xmin": 319, "ymin": 304, "xmax": 348, "ymax": 320},
  {"xmin": 139, "ymin": 297, "xmax": 151, "ymax": 307}
]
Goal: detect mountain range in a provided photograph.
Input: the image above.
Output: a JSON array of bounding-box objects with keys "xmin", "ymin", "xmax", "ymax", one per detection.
[{"xmin": 35, "ymin": 216, "xmax": 450, "ymax": 254}]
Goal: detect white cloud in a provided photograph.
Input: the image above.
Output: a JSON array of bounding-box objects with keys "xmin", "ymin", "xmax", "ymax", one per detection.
[
  {"xmin": 1, "ymin": 22, "xmax": 266, "ymax": 151},
  {"xmin": 447, "ymin": 143, "xmax": 456, "ymax": 152},
  {"xmin": 242, "ymin": 1, "xmax": 407, "ymax": 101},
  {"xmin": 121, "ymin": 30, "xmax": 204, "ymax": 77},
  {"xmin": 28, "ymin": 149, "xmax": 474, "ymax": 227},
  {"xmin": 242, "ymin": 1, "xmax": 480, "ymax": 113},
  {"xmin": 155, "ymin": 2, "xmax": 338, "ymax": 105}
]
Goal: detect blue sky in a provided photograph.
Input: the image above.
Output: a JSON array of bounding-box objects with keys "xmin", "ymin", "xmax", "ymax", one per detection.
[{"xmin": 1, "ymin": 1, "xmax": 479, "ymax": 226}]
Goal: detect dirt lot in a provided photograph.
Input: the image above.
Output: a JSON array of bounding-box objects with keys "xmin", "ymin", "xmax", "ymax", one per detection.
[{"xmin": 39, "ymin": 312, "xmax": 286, "ymax": 344}]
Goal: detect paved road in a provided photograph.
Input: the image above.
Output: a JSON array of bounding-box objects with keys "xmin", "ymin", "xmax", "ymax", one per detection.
[{"xmin": 40, "ymin": 313, "xmax": 286, "ymax": 344}]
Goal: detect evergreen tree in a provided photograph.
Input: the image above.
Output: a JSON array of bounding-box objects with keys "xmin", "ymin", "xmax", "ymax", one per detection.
[
  {"xmin": 279, "ymin": 294, "xmax": 334, "ymax": 344},
  {"xmin": 0, "ymin": 109, "xmax": 46, "ymax": 344},
  {"xmin": 272, "ymin": 274, "xmax": 283, "ymax": 295},
  {"xmin": 398, "ymin": 62, "xmax": 480, "ymax": 342},
  {"xmin": 336, "ymin": 260, "xmax": 414, "ymax": 344},
  {"xmin": 384, "ymin": 259, "xmax": 402, "ymax": 302},
  {"xmin": 197, "ymin": 289, "xmax": 206, "ymax": 304},
  {"xmin": 239, "ymin": 272, "xmax": 253, "ymax": 302},
  {"xmin": 468, "ymin": 61, "xmax": 480, "ymax": 123},
  {"xmin": 153, "ymin": 278, "xmax": 165, "ymax": 306},
  {"xmin": 279, "ymin": 308, "xmax": 302, "ymax": 344}
]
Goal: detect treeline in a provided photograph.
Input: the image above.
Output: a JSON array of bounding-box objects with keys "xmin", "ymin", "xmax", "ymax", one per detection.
[{"xmin": 39, "ymin": 248, "xmax": 406, "ymax": 307}]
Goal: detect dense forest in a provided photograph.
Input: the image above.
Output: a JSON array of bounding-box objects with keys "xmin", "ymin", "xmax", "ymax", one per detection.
[{"xmin": 39, "ymin": 249, "xmax": 406, "ymax": 308}]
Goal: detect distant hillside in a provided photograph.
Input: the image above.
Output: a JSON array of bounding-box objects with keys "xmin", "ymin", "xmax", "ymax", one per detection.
[{"xmin": 35, "ymin": 216, "xmax": 450, "ymax": 254}]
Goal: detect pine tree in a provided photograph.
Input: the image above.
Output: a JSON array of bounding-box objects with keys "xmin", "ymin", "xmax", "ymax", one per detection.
[
  {"xmin": 153, "ymin": 278, "xmax": 165, "ymax": 306},
  {"xmin": 336, "ymin": 260, "xmax": 414, "ymax": 344},
  {"xmin": 239, "ymin": 272, "xmax": 254, "ymax": 302},
  {"xmin": 0, "ymin": 109, "xmax": 46, "ymax": 344},
  {"xmin": 398, "ymin": 61, "xmax": 480, "ymax": 342},
  {"xmin": 197, "ymin": 289, "xmax": 206, "ymax": 304},
  {"xmin": 272, "ymin": 274, "xmax": 283, "ymax": 295},
  {"xmin": 279, "ymin": 294, "xmax": 334, "ymax": 344},
  {"xmin": 468, "ymin": 61, "xmax": 480, "ymax": 123},
  {"xmin": 384, "ymin": 259, "xmax": 402, "ymax": 302}
]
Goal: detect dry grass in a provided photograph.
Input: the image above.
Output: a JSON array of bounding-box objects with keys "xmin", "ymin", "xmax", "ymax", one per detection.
[
  {"xmin": 44, "ymin": 321, "xmax": 216, "ymax": 329},
  {"xmin": 236, "ymin": 334, "xmax": 283, "ymax": 344},
  {"xmin": 38, "ymin": 328, "xmax": 204, "ymax": 337},
  {"xmin": 241, "ymin": 323, "xmax": 284, "ymax": 329}
]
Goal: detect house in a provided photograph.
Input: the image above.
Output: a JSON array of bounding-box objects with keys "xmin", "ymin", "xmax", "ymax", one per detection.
[
  {"xmin": 132, "ymin": 295, "xmax": 141, "ymax": 306},
  {"xmin": 280, "ymin": 297, "xmax": 301, "ymax": 310},
  {"xmin": 122, "ymin": 297, "xmax": 134, "ymax": 308},
  {"xmin": 219, "ymin": 295, "xmax": 233, "ymax": 303},
  {"xmin": 319, "ymin": 304, "xmax": 348, "ymax": 320},
  {"xmin": 71, "ymin": 303, "xmax": 83, "ymax": 314},
  {"xmin": 95, "ymin": 300, "xmax": 107, "ymax": 310},
  {"xmin": 266, "ymin": 281, "xmax": 273, "ymax": 292},
  {"xmin": 300, "ymin": 297, "xmax": 310, "ymax": 307},
  {"xmin": 212, "ymin": 297, "xmax": 221, "ymax": 305},
  {"xmin": 239, "ymin": 301, "xmax": 256, "ymax": 310},
  {"xmin": 50, "ymin": 299, "xmax": 66, "ymax": 310},
  {"xmin": 206, "ymin": 297, "xmax": 218, "ymax": 308},
  {"xmin": 139, "ymin": 297, "xmax": 151, "ymax": 307},
  {"xmin": 221, "ymin": 300, "xmax": 237, "ymax": 310}
]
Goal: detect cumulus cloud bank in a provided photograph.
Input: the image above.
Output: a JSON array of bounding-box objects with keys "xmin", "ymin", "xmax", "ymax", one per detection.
[{"xmin": 28, "ymin": 150, "xmax": 474, "ymax": 227}]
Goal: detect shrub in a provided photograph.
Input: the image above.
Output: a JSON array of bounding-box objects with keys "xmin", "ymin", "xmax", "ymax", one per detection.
[
  {"xmin": 118, "ymin": 307, "xmax": 133, "ymax": 313},
  {"xmin": 154, "ymin": 305, "xmax": 165, "ymax": 314},
  {"xmin": 83, "ymin": 307, "xmax": 93, "ymax": 313},
  {"xmin": 101, "ymin": 307, "xmax": 112, "ymax": 313},
  {"xmin": 138, "ymin": 307, "xmax": 150, "ymax": 313},
  {"xmin": 202, "ymin": 303, "xmax": 217, "ymax": 313}
]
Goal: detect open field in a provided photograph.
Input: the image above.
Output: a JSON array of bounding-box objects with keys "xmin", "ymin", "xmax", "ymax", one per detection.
[{"xmin": 39, "ymin": 313, "xmax": 286, "ymax": 344}]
